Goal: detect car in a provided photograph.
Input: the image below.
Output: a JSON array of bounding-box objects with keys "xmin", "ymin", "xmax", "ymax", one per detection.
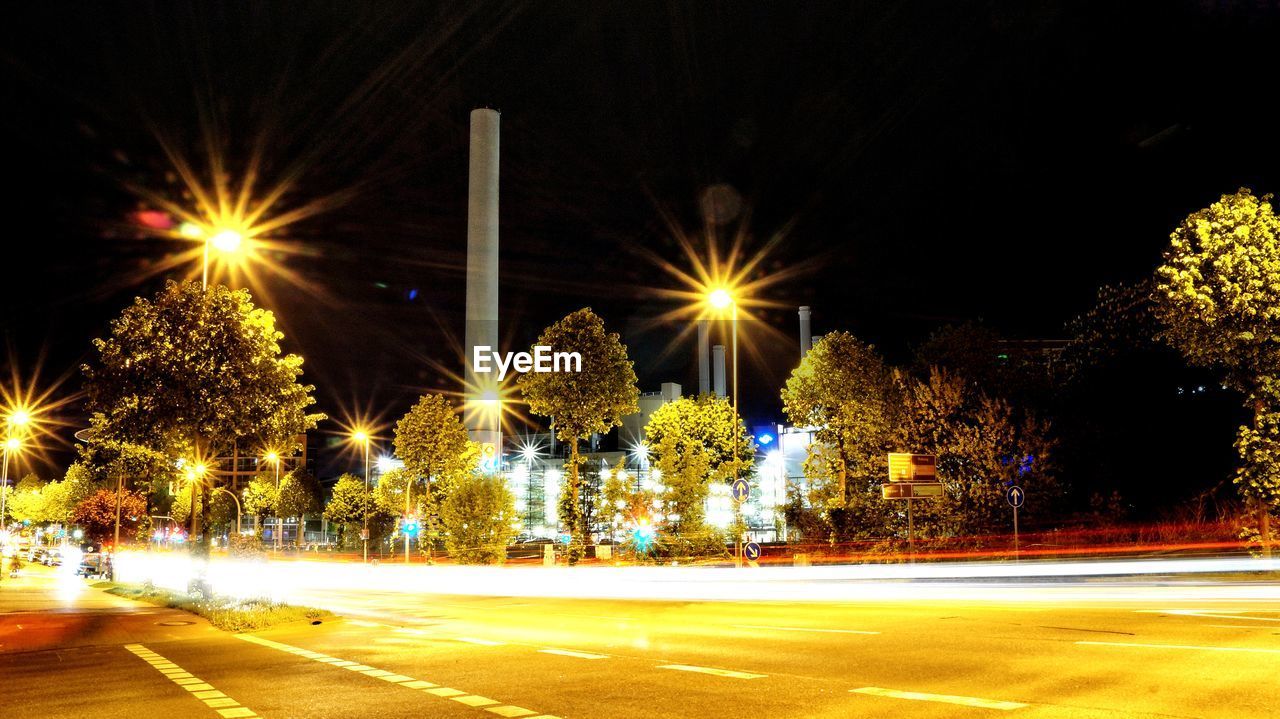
[
  {"xmin": 76, "ymin": 553, "xmax": 110, "ymax": 579},
  {"xmin": 41, "ymin": 548, "xmax": 63, "ymax": 567}
]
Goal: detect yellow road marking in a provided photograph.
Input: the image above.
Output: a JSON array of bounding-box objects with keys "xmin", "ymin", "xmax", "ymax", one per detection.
[
  {"xmin": 852, "ymin": 686, "xmax": 1027, "ymax": 710},
  {"xmin": 235, "ymin": 634, "xmax": 559, "ymax": 716},
  {"xmin": 1077, "ymin": 640, "xmax": 1280, "ymax": 654},
  {"xmin": 657, "ymin": 664, "xmax": 766, "ymax": 679},
  {"xmin": 124, "ymin": 645, "xmax": 259, "ymax": 717},
  {"xmin": 538, "ymin": 648, "xmax": 608, "ymax": 660}
]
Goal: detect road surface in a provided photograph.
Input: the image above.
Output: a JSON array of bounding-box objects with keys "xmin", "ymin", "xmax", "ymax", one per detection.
[{"xmin": 3, "ymin": 561, "xmax": 1277, "ymax": 718}]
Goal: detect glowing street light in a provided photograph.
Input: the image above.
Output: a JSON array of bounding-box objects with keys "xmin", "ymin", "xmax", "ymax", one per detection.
[
  {"xmin": 706, "ymin": 286, "xmax": 746, "ymax": 567},
  {"xmin": 7, "ymin": 410, "xmax": 30, "ymax": 428},
  {"xmin": 183, "ymin": 461, "xmax": 209, "ymax": 544},
  {"xmin": 181, "ymin": 222, "xmax": 248, "ymax": 290},
  {"xmin": 264, "ymin": 450, "xmax": 283, "ymax": 552}
]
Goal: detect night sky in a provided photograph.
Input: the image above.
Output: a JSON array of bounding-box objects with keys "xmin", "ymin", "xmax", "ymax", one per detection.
[{"xmin": 4, "ymin": 1, "xmax": 1279, "ymax": 476}]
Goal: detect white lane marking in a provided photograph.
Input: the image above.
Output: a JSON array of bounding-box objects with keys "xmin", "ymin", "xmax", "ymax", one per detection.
[
  {"xmin": 1208, "ymin": 624, "xmax": 1278, "ymax": 630},
  {"xmin": 456, "ymin": 637, "xmax": 504, "ymax": 646},
  {"xmin": 851, "ymin": 686, "xmax": 1027, "ymax": 710},
  {"xmin": 732, "ymin": 624, "xmax": 879, "ymax": 635},
  {"xmin": 538, "ymin": 648, "xmax": 608, "ymax": 660},
  {"xmin": 657, "ymin": 664, "xmax": 765, "ymax": 679},
  {"xmin": 1077, "ymin": 640, "xmax": 1280, "ymax": 654},
  {"xmin": 1137, "ymin": 609, "xmax": 1280, "ymax": 622},
  {"xmin": 124, "ymin": 644, "xmax": 261, "ymax": 717}
]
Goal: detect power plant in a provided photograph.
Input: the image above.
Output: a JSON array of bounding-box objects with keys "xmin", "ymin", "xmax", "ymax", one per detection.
[{"xmin": 463, "ymin": 108, "xmax": 502, "ymax": 462}]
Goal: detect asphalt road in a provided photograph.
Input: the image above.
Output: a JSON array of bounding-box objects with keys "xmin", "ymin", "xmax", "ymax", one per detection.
[{"xmin": 3, "ymin": 562, "xmax": 1278, "ymax": 719}]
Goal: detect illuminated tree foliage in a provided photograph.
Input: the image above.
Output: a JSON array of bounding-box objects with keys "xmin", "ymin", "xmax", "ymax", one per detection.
[
  {"xmin": 277, "ymin": 469, "xmax": 321, "ymax": 547},
  {"xmin": 70, "ymin": 488, "xmax": 147, "ymax": 542},
  {"xmin": 242, "ymin": 472, "xmax": 279, "ymax": 532},
  {"xmin": 781, "ymin": 332, "xmax": 898, "ymax": 506},
  {"xmin": 83, "ymin": 280, "xmax": 324, "ymax": 546},
  {"xmin": 323, "ymin": 473, "xmax": 392, "ymax": 550},
  {"xmin": 1155, "ymin": 189, "xmax": 1280, "ymax": 548},
  {"xmin": 393, "ymin": 393, "xmax": 478, "ymax": 510},
  {"xmin": 439, "ymin": 473, "xmax": 517, "ymax": 565},
  {"xmin": 518, "ymin": 308, "xmax": 639, "ymax": 563}
]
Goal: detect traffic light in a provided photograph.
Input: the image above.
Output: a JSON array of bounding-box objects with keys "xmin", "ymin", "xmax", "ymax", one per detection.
[{"xmin": 402, "ymin": 515, "xmax": 420, "ymax": 537}]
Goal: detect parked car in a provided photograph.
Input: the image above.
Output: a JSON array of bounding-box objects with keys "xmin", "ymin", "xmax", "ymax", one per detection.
[
  {"xmin": 42, "ymin": 548, "xmax": 64, "ymax": 567},
  {"xmin": 76, "ymin": 553, "xmax": 109, "ymax": 579}
]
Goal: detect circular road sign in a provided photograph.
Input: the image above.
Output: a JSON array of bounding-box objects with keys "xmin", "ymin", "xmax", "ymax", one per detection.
[
  {"xmin": 744, "ymin": 542, "xmax": 762, "ymax": 561},
  {"xmin": 730, "ymin": 478, "xmax": 750, "ymax": 503},
  {"xmin": 1006, "ymin": 485, "xmax": 1025, "ymax": 509}
]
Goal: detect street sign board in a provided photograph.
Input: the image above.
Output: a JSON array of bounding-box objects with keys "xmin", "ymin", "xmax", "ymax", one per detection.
[
  {"xmin": 888, "ymin": 453, "xmax": 936, "ymax": 483},
  {"xmin": 1006, "ymin": 485, "xmax": 1025, "ymax": 508},
  {"xmin": 881, "ymin": 482, "xmax": 944, "ymax": 500},
  {"xmin": 730, "ymin": 478, "xmax": 750, "ymax": 503},
  {"xmin": 744, "ymin": 542, "xmax": 761, "ymax": 561}
]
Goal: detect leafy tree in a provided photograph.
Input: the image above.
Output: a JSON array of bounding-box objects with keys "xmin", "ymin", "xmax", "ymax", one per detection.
[
  {"xmin": 518, "ymin": 308, "xmax": 639, "ymax": 562},
  {"xmin": 1154, "ymin": 189, "xmax": 1280, "ymax": 551},
  {"xmin": 394, "ymin": 394, "xmax": 478, "ymax": 507},
  {"xmin": 781, "ymin": 332, "xmax": 898, "ymax": 510},
  {"xmin": 82, "ymin": 279, "xmax": 324, "ymax": 547},
  {"xmin": 439, "ymin": 473, "xmax": 518, "ymax": 564},
  {"xmin": 644, "ymin": 395, "xmax": 752, "ymax": 546},
  {"xmin": 242, "ymin": 472, "xmax": 280, "ymax": 533},
  {"xmin": 71, "ymin": 488, "xmax": 147, "ymax": 543},
  {"xmin": 324, "ymin": 473, "xmax": 392, "ymax": 551},
  {"xmin": 898, "ymin": 369, "xmax": 1057, "ymax": 538},
  {"xmin": 277, "ymin": 469, "xmax": 321, "ymax": 547}
]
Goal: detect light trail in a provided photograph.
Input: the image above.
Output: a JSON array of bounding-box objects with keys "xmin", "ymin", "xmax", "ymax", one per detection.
[{"xmin": 112, "ymin": 552, "xmax": 1280, "ymax": 606}]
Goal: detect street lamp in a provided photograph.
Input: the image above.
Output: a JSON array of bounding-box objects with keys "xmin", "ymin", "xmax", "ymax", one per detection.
[
  {"xmin": 351, "ymin": 430, "xmax": 371, "ymax": 563},
  {"xmin": 707, "ymin": 287, "xmax": 744, "ymax": 567},
  {"xmin": 182, "ymin": 222, "xmax": 246, "ymax": 290},
  {"xmin": 184, "ymin": 462, "xmax": 208, "ymax": 544},
  {"xmin": 1, "ymin": 437, "xmax": 21, "ymax": 532},
  {"xmin": 264, "ymin": 451, "xmax": 283, "ymax": 552}
]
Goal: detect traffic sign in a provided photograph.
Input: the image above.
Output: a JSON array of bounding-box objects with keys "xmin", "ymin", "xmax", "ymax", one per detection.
[
  {"xmin": 888, "ymin": 453, "xmax": 936, "ymax": 482},
  {"xmin": 730, "ymin": 478, "xmax": 750, "ymax": 503},
  {"xmin": 881, "ymin": 482, "xmax": 943, "ymax": 499},
  {"xmin": 744, "ymin": 542, "xmax": 761, "ymax": 561},
  {"xmin": 1006, "ymin": 485, "xmax": 1025, "ymax": 508}
]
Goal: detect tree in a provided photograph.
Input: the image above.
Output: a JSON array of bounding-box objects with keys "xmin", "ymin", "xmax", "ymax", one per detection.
[
  {"xmin": 276, "ymin": 469, "xmax": 321, "ymax": 547},
  {"xmin": 324, "ymin": 473, "xmax": 392, "ymax": 551},
  {"xmin": 393, "ymin": 393, "xmax": 478, "ymax": 542},
  {"xmin": 82, "ymin": 279, "xmax": 324, "ymax": 548},
  {"xmin": 897, "ymin": 369, "xmax": 1058, "ymax": 538},
  {"xmin": 644, "ymin": 395, "xmax": 753, "ymax": 547},
  {"xmin": 781, "ymin": 332, "xmax": 898, "ymax": 515},
  {"xmin": 518, "ymin": 308, "xmax": 639, "ymax": 562},
  {"xmin": 1155, "ymin": 189, "xmax": 1280, "ymax": 551},
  {"xmin": 242, "ymin": 472, "xmax": 280, "ymax": 533},
  {"xmin": 439, "ymin": 473, "xmax": 518, "ymax": 564},
  {"xmin": 71, "ymin": 488, "xmax": 147, "ymax": 543}
]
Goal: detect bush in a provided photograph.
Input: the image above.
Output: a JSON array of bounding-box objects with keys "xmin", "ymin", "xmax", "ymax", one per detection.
[{"xmin": 440, "ymin": 474, "xmax": 518, "ymax": 564}]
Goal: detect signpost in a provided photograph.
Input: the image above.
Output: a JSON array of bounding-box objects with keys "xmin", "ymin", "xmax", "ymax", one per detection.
[
  {"xmin": 730, "ymin": 478, "xmax": 750, "ymax": 567},
  {"xmin": 1006, "ymin": 485, "xmax": 1024, "ymax": 559},
  {"xmin": 883, "ymin": 453, "xmax": 943, "ymax": 556},
  {"xmin": 744, "ymin": 541, "xmax": 761, "ymax": 563}
]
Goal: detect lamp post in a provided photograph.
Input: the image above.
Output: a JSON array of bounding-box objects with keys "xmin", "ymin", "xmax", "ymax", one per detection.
[
  {"xmin": 185, "ymin": 462, "xmax": 208, "ymax": 545},
  {"xmin": 183, "ymin": 223, "xmax": 244, "ymax": 291},
  {"xmin": 352, "ymin": 431, "xmax": 371, "ymax": 563},
  {"xmin": 1, "ymin": 437, "xmax": 20, "ymax": 532},
  {"xmin": 213, "ymin": 488, "xmax": 243, "ymax": 535},
  {"xmin": 707, "ymin": 288, "xmax": 743, "ymax": 567},
  {"xmin": 265, "ymin": 451, "xmax": 282, "ymax": 551}
]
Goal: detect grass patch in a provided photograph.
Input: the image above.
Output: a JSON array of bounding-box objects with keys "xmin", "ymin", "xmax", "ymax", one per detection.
[{"xmin": 105, "ymin": 582, "xmax": 331, "ymax": 632}]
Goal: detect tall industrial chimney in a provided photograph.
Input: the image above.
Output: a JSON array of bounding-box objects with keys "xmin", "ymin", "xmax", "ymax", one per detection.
[
  {"xmin": 712, "ymin": 344, "xmax": 726, "ymax": 397},
  {"xmin": 798, "ymin": 306, "xmax": 812, "ymax": 360},
  {"xmin": 463, "ymin": 108, "xmax": 501, "ymax": 455},
  {"xmin": 697, "ymin": 320, "xmax": 710, "ymax": 395}
]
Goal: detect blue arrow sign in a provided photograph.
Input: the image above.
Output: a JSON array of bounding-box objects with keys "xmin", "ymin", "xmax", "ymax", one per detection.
[
  {"xmin": 730, "ymin": 478, "xmax": 750, "ymax": 503},
  {"xmin": 1006, "ymin": 485, "xmax": 1025, "ymax": 509},
  {"xmin": 744, "ymin": 542, "xmax": 761, "ymax": 561}
]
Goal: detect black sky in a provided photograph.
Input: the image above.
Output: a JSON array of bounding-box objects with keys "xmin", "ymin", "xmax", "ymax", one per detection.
[{"xmin": 4, "ymin": 1, "xmax": 1279, "ymax": 475}]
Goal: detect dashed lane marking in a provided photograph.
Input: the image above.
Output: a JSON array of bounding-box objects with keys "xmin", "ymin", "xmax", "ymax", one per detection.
[
  {"xmin": 851, "ymin": 687, "xmax": 1027, "ymax": 710},
  {"xmin": 235, "ymin": 634, "xmax": 560, "ymax": 719},
  {"xmin": 1077, "ymin": 640, "xmax": 1280, "ymax": 655},
  {"xmin": 124, "ymin": 644, "xmax": 260, "ymax": 718},
  {"xmin": 657, "ymin": 664, "xmax": 766, "ymax": 679},
  {"xmin": 456, "ymin": 636, "xmax": 505, "ymax": 646},
  {"xmin": 731, "ymin": 624, "xmax": 879, "ymax": 635},
  {"xmin": 538, "ymin": 648, "xmax": 609, "ymax": 660}
]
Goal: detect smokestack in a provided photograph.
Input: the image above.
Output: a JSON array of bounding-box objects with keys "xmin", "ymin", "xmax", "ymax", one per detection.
[
  {"xmin": 712, "ymin": 344, "xmax": 726, "ymax": 397},
  {"xmin": 697, "ymin": 320, "xmax": 710, "ymax": 395},
  {"xmin": 464, "ymin": 108, "xmax": 501, "ymax": 450},
  {"xmin": 798, "ymin": 306, "xmax": 812, "ymax": 360}
]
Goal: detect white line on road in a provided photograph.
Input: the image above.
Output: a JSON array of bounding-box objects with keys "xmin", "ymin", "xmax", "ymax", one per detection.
[
  {"xmin": 731, "ymin": 624, "xmax": 879, "ymax": 635},
  {"xmin": 1137, "ymin": 609, "xmax": 1280, "ymax": 622},
  {"xmin": 538, "ymin": 648, "xmax": 608, "ymax": 660},
  {"xmin": 125, "ymin": 644, "xmax": 261, "ymax": 718},
  {"xmin": 1077, "ymin": 640, "xmax": 1280, "ymax": 654},
  {"xmin": 1208, "ymin": 624, "xmax": 1279, "ymax": 630},
  {"xmin": 456, "ymin": 637, "xmax": 505, "ymax": 646},
  {"xmin": 851, "ymin": 686, "xmax": 1027, "ymax": 711},
  {"xmin": 657, "ymin": 664, "xmax": 766, "ymax": 679}
]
